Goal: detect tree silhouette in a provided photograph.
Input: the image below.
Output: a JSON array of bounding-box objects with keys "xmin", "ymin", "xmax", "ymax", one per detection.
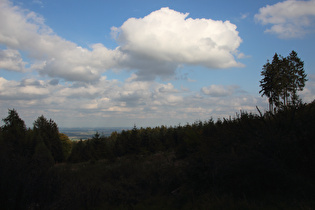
[
  {"xmin": 260, "ymin": 51, "xmax": 307, "ymax": 112},
  {"xmin": 285, "ymin": 50, "xmax": 307, "ymax": 106},
  {"xmin": 1, "ymin": 109, "xmax": 27, "ymax": 154},
  {"xmin": 33, "ymin": 115, "xmax": 64, "ymax": 162}
]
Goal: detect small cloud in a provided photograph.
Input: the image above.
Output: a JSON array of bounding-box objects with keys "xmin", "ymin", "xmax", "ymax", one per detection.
[
  {"xmin": 125, "ymin": 73, "xmax": 138, "ymax": 82},
  {"xmin": 187, "ymin": 78, "xmax": 197, "ymax": 83},
  {"xmin": 255, "ymin": 0, "xmax": 315, "ymax": 38},
  {"xmin": 32, "ymin": 0, "xmax": 44, "ymax": 8},
  {"xmin": 240, "ymin": 13, "xmax": 249, "ymax": 19},
  {"xmin": 237, "ymin": 52, "xmax": 251, "ymax": 59},
  {"xmin": 20, "ymin": 78, "xmax": 43, "ymax": 87},
  {"xmin": 0, "ymin": 49, "xmax": 27, "ymax": 72},
  {"xmin": 201, "ymin": 84, "xmax": 239, "ymax": 97},
  {"xmin": 49, "ymin": 79, "xmax": 59, "ymax": 86},
  {"xmin": 180, "ymin": 85, "xmax": 190, "ymax": 92}
]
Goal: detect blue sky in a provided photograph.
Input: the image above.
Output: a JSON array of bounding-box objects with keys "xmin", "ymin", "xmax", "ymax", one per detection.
[{"xmin": 1, "ymin": 0, "xmax": 315, "ymax": 128}]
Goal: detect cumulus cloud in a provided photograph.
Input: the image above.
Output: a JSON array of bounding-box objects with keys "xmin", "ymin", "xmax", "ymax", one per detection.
[
  {"xmin": 0, "ymin": 48, "xmax": 27, "ymax": 72},
  {"xmin": 0, "ymin": 77, "xmax": 50, "ymax": 100},
  {"xmin": 0, "ymin": 0, "xmax": 120, "ymax": 82},
  {"xmin": 38, "ymin": 44, "xmax": 122, "ymax": 82},
  {"xmin": 112, "ymin": 7, "xmax": 243, "ymax": 79},
  {"xmin": 255, "ymin": 0, "xmax": 315, "ymax": 38},
  {"xmin": 0, "ymin": 1, "xmax": 244, "ymax": 82}
]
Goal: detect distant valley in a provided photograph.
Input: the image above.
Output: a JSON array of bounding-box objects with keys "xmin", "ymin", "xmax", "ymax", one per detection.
[{"xmin": 59, "ymin": 127, "xmax": 131, "ymax": 141}]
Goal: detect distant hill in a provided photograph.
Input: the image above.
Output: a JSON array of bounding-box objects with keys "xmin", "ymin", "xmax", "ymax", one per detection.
[{"xmin": 59, "ymin": 127, "xmax": 131, "ymax": 140}]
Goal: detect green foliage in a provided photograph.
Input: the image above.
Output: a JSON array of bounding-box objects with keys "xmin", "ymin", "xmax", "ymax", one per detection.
[{"xmin": 59, "ymin": 133, "xmax": 72, "ymax": 160}]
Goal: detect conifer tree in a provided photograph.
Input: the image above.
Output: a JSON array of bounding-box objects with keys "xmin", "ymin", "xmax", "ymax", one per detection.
[
  {"xmin": 286, "ymin": 50, "xmax": 307, "ymax": 105},
  {"xmin": 259, "ymin": 53, "xmax": 281, "ymax": 112},
  {"xmin": 1, "ymin": 109, "xmax": 27, "ymax": 153},
  {"xmin": 33, "ymin": 115, "xmax": 64, "ymax": 162},
  {"xmin": 260, "ymin": 51, "xmax": 307, "ymax": 112}
]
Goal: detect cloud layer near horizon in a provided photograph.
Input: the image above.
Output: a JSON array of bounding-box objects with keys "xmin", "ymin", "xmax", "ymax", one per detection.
[
  {"xmin": 0, "ymin": 75, "xmax": 265, "ymax": 127},
  {"xmin": 1, "ymin": 0, "xmax": 314, "ymax": 127}
]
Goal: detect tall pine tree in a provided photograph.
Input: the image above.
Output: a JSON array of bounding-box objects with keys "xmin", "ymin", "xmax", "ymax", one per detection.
[
  {"xmin": 1, "ymin": 109, "xmax": 27, "ymax": 154},
  {"xmin": 260, "ymin": 51, "xmax": 307, "ymax": 112},
  {"xmin": 33, "ymin": 115, "xmax": 64, "ymax": 163}
]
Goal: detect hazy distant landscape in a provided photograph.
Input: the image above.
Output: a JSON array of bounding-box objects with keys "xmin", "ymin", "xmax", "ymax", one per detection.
[{"xmin": 60, "ymin": 127, "xmax": 131, "ymax": 141}]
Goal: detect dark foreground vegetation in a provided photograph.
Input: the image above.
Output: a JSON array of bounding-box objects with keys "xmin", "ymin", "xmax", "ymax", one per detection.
[{"xmin": 1, "ymin": 102, "xmax": 315, "ymax": 209}]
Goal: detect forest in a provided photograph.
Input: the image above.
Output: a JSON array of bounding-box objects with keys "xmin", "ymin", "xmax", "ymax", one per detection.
[{"xmin": 1, "ymin": 101, "xmax": 315, "ymax": 209}]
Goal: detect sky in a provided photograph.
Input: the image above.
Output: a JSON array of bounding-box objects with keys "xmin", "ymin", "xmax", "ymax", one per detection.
[{"xmin": 1, "ymin": 0, "xmax": 315, "ymax": 128}]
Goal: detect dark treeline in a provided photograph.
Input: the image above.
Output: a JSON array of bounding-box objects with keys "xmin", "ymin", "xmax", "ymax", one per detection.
[
  {"xmin": 1, "ymin": 102, "xmax": 315, "ymax": 209},
  {"xmin": 0, "ymin": 111, "xmax": 71, "ymax": 209}
]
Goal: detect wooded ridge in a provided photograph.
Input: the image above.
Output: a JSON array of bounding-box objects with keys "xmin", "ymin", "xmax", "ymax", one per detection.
[{"xmin": 1, "ymin": 101, "xmax": 315, "ymax": 209}]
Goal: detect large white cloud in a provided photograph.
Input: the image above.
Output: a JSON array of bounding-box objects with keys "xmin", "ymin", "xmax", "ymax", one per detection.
[
  {"xmin": 0, "ymin": 0, "xmax": 120, "ymax": 82},
  {"xmin": 0, "ymin": 1, "xmax": 244, "ymax": 82},
  {"xmin": 255, "ymin": 0, "xmax": 315, "ymax": 38},
  {"xmin": 112, "ymin": 7, "xmax": 243, "ymax": 79}
]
